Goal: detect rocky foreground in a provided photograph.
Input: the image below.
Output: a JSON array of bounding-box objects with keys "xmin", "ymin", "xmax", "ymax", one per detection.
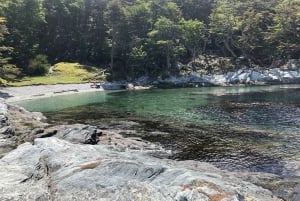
[{"xmin": 0, "ymin": 99, "xmax": 282, "ymax": 201}]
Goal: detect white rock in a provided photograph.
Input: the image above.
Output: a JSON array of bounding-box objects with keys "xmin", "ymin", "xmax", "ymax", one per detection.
[
  {"xmin": 238, "ymin": 72, "xmax": 250, "ymax": 82},
  {"xmin": 212, "ymin": 74, "xmax": 226, "ymax": 84},
  {"xmin": 250, "ymin": 71, "xmax": 266, "ymax": 82}
]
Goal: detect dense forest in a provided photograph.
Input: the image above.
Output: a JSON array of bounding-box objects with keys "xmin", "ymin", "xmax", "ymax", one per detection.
[{"xmin": 0, "ymin": 0, "xmax": 300, "ymax": 80}]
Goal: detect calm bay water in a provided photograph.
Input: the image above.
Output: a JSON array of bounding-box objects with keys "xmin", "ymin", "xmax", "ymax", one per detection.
[{"xmin": 17, "ymin": 85, "xmax": 300, "ymax": 177}]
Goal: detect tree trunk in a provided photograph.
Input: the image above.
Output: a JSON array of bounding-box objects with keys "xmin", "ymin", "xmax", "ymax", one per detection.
[
  {"xmin": 224, "ymin": 37, "xmax": 237, "ymax": 58},
  {"xmin": 166, "ymin": 45, "xmax": 171, "ymax": 71},
  {"xmin": 192, "ymin": 47, "xmax": 196, "ymax": 71},
  {"xmin": 202, "ymin": 41, "xmax": 207, "ymax": 53},
  {"xmin": 110, "ymin": 25, "xmax": 115, "ymax": 76}
]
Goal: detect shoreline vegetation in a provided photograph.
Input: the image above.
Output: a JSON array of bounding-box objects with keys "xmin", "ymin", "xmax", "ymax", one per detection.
[
  {"xmin": 1, "ymin": 58, "xmax": 300, "ymax": 102},
  {"xmin": 1, "ymin": 62, "xmax": 107, "ymax": 87},
  {"xmin": 1, "ymin": 0, "xmax": 300, "ymax": 82}
]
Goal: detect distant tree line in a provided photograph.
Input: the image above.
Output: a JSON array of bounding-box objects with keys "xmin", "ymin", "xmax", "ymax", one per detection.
[{"xmin": 0, "ymin": 0, "xmax": 300, "ymax": 80}]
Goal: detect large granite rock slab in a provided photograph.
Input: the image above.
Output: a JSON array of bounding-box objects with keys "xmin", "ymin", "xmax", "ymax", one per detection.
[{"xmin": 0, "ymin": 137, "xmax": 280, "ymax": 201}]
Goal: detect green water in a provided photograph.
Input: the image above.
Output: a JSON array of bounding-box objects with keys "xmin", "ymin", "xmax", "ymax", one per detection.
[{"xmin": 16, "ymin": 85, "xmax": 300, "ymax": 176}]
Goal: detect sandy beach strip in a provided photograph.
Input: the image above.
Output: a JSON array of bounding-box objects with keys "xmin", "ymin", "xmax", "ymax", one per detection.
[{"xmin": 0, "ymin": 83, "xmax": 104, "ymax": 102}]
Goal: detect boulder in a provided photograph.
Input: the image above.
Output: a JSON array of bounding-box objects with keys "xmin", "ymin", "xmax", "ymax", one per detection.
[
  {"xmin": 226, "ymin": 71, "xmax": 240, "ymax": 83},
  {"xmin": 0, "ymin": 139, "xmax": 16, "ymax": 158},
  {"xmin": 212, "ymin": 74, "xmax": 226, "ymax": 84},
  {"xmin": 126, "ymin": 83, "xmax": 135, "ymax": 90},
  {"xmin": 0, "ymin": 100, "xmax": 8, "ymax": 115},
  {"xmin": 267, "ymin": 69, "xmax": 282, "ymax": 82},
  {"xmin": 281, "ymin": 71, "xmax": 300, "ymax": 83},
  {"xmin": 0, "ymin": 101, "xmax": 16, "ymax": 157},
  {"xmin": 101, "ymin": 83, "xmax": 126, "ymax": 90},
  {"xmin": 36, "ymin": 124, "xmax": 102, "ymax": 145},
  {"xmin": 0, "ymin": 125, "xmax": 14, "ymax": 136},
  {"xmin": 0, "ymin": 114, "xmax": 9, "ymax": 128},
  {"xmin": 0, "ymin": 108, "xmax": 14, "ymax": 137},
  {"xmin": 250, "ymin": 70, "xmax": 267, "ymax": 82},
  {"xmin": 237, "ymin": 71, "xmax": 251, "ymax": 83}
]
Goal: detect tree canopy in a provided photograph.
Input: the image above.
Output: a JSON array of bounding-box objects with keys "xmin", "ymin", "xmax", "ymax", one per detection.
[{"xmin": 0, "ymin": 0, "xmax": 299, "ymax": 80}]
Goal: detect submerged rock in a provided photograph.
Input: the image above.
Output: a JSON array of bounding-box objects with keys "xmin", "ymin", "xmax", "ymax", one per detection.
[{"xmin": 0, "ymin": 137, "xmax": 281, "ymax": 201}]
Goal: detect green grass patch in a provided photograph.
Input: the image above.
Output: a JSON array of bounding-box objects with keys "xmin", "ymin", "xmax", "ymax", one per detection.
[{"xmin": 7, "ymin": 62, "xmax": 107, "ymax": 87}]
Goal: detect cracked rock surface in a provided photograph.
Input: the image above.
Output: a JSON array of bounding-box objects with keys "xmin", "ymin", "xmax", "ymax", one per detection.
[{"xmin": 0, "ymin": 137, "xmax": 281, "ymax": 201}]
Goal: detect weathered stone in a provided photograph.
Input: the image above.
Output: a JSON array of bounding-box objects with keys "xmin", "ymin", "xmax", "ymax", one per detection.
[
  {"xmin": 250, "ymin": 70, "xmax": 267, "ymax": 82},
  {"xmin": 37, "ymin": 124, "xmax": 101, "ymax": 145},
  {"xmin": 0, "ymin": 139, "xmax": 16, "ymax": 158},
  {"xmin": 126, "ymin": 83, "xmax": 134, "ymax": 90},
  {"xmin": 0, "ymin": 101, "xmax": 8, "ymax": 115},
  {"xmin": 31, "ymin": 128, "xmax": 44, "ymax": 136},
  {"xmin": 0, "ymin": 126, "xmax": 14, "ymax": 136},
  {"xmin": 0, "ymin": 100, "xmax": 48, "ymax": 158},
  {"xmin": 0, "ymin": 138, "xmax": 281, "ymax": 201},
  {"xmin": 0, "ymin": 114, "xmax": 9, "ymax": 128},
  {"xmin": 0, "ymin": 102, "xmax": 10, "ymax": 131}
]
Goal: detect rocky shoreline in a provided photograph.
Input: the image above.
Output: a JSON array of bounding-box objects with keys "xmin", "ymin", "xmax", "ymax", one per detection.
[
  {"xmin": 156, "ymin": 67, "xmax": 300, "ymax": 87},
  {"xmin": 0, "ymin": 98, "xmax": 285, "ymax": 200},
  {"xmin": 134, "ymin": 59, "xmax": 300, "ymax": 88},
  {"xmin": 95, "ymin": 65, "xmax": 300, "ymax": 90},
  {"xmin": 108, "ymin": 59, "xmax": 300, "ymax": 89},
  {"xmin": 1, "ymin": 59, "xmax": 300, "ymax": 104}
]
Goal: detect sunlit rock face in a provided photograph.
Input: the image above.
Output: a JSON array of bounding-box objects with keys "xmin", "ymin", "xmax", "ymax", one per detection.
[
  {"xmin": 0, "ymin": 137, "xmax": 280, "ymax": 201},
  {"xmin": 155, "ymin": 59, "xmax": 300, "ymax": 87},
  {"xmin": 0, "ymin": 99, "xmax": 48, "ymax": 158},
  {"xmin": 158, "ymin": 68, "xmax": 300, "ymax": 87}
]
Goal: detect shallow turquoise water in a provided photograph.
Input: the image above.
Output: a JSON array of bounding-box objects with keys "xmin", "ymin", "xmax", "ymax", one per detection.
[
  {"xmin": 16, "ymin": 84, "xmax": 300, "ymax": 176},
  {"xmin": 18, "ymin": 84, "xmax": 300, "ymax": 123}
]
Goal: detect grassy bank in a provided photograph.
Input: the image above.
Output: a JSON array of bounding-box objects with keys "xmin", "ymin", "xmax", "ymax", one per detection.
[{"xmin": 6, "ymin": 62, "xmax": 106, "ymax": 87}]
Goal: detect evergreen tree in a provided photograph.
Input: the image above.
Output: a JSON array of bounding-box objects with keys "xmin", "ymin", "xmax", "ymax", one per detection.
[
  {"xmin": 0, "ymin": 17, "xmax": 11, "ymax": 68},
  {"xmin": 105, "ymin": 0, "xmax": 130, "ymax": 79},
  {"xmin": 148, "ymin": 2, "xmax": 184, "ymax": 75},
  {"xmin": 209, "ymin": 0, "xmax": 240, "ymax": 57},
  {"xmin": 1, "ymin": 0, "xmax": 45, "ymax": 70},
  {"xmin": 125, "ymin": 1, "xmax": 152, "ymax": 78},
  {"xmin": 267, "ymin": 0, "xmax": 300, "ymax": 60},
  {"xmin": 0, "ymin": 0, "xmax": 299, "ymax": 79},
  {"xmin": 0, "ymin": 17, "xmax": 20, "ymax": 81},
  {"xmin": 180, "ymin": 19, "xmax": 207, "ymax": 69}
]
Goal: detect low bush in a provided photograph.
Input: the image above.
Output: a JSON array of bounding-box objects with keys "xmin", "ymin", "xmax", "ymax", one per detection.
[{"xmin": 27, "ymin": 54, "xmax": 50, "ymax": 76}]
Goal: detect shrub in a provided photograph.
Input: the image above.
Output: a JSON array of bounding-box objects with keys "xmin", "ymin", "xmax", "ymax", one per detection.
[
  {"xmin": 0, "ymin": 64, "xmax": 21, "ymax": 81},
  {"xmin": 27, "ymin": 54, "xmax": 50, "ymax": 76}
]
